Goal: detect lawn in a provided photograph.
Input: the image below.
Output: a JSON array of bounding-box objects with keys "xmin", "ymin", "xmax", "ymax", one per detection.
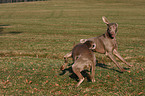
[{"xmin": 0, "ymin": 0, "xmax": 144, "ymax": 95}]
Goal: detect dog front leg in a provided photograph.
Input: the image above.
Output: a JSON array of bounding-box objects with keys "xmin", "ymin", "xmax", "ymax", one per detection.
[
  {"xmin": 113, "ymin": 49, "xmax": 133, "ymax": 67},
  {"xmin": 106, "ymin": 51, "xmax": 125, "ymax": 72},
  {"xmin": 91, "ymin": 63, "xmax": 96, "ymax": 82},
  {"xmin": 60, "ymin": 51, "xmax": 72, "ymax": 70},
  {"xmin": 91, "ymin": 55, "xmax": 96, "ymax": 82}
]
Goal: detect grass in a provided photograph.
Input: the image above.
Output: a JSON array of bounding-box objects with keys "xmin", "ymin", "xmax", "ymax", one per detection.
[{"xmin": 0, "ymin": 0, "xmax": 145, "ymax": 95}]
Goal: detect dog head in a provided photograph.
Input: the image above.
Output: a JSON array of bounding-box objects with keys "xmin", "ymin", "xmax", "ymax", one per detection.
[
  {"xmin": 80, "ymin": 39, "xmax": 96, "ymax": 50},
  {"xmin": 102, "ymin": 16, "xmax": 118, "ymax": 39}
]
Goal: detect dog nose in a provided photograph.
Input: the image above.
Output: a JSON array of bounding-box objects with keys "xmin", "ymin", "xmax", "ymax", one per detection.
[{"xmin": 110, "ymin": 31, "xmax": 115, "ymax": 34}]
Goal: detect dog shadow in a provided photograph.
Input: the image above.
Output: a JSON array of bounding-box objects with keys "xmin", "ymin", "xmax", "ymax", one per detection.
[
  {"xmin": 0, "ymin": 25, "xmax": 22, "ymax": 35},
  {"xmin": 59, "ymin": 63, "xmax": 92, "ymax": 82},
  {"xmin": 96, "ymin": 61, "xmax": 130, "ymax": 73},
  {"xmin": 59, "ymin": 61, "xmax": 130, "ymax": 82}
]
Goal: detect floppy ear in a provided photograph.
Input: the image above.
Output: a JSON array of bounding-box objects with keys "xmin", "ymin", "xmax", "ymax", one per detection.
[
  {"xmin": 102, "ymin": 16, "xmax": 109, "ymax": 24},
  {"xmin": 116, "ymin": 23, "xmax": 118, "ymax": 27},
  {"xmin": 80, "ymin": 39, "xmax": 87, "ymax": 43}
]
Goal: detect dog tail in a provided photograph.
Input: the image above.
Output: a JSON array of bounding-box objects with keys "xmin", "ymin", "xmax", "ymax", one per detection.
[{"xmin": 73, "ymin": 42, "xmax": 75, "ymax": 47}]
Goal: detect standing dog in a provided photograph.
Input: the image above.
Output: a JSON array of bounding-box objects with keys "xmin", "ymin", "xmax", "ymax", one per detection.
[
  {"xmin": 61, "ymin": 16, "xmax": 132, "ymax": 72},
  {"xmin": 72, "ymin": 40, "xmax": 96, "ymax": 87}
]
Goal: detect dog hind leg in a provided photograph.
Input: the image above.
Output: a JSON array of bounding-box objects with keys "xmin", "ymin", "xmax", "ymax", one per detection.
[
  {"xmin": 60, "ymin": 51, "xmax": 72, "ymax": 70},
  {"xmin": 72, "ymin": 65, "xmax": 84, "ymax": 87}
]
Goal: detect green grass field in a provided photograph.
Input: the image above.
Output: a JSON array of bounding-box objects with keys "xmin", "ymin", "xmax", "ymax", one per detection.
[{"xmin": 0, "ymin": 0, "xmax": 145, "ymax": 95}]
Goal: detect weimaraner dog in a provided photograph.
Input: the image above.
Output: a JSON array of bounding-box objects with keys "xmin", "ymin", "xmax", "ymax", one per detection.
[
  {"xmin": 72, "ymin": 40, "xmax": 96, "ymax": 87},
  {"xmin": 61, "ymin": 16, "xmax": 132, "ymax": 72}
]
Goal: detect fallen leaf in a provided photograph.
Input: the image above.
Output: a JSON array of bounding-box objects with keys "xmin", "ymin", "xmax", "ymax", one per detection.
[
  {"xmin": 116, "ymin": 79, "xmax": 119, "ymax": 81},
  {"xmin": 45, "ymin": 80, "xmax": 48, "ymax": 83},
  {"xmin": 106, "ymin": 75, "xmax": 110, "ymax": 79},
  {"xmin": 26, "ymin": 79, "xmax": 28, "ymax": 83},
  {"xmin": 29, "ymin": 81, "xmax": 32, "ymax": 84},
  {"xmin": 45, "ymin": 76, "xmax": 48, "ymax": 78},
  {"xmin": 35, "ymin": 84, "xmax": 39, "ymax": 86},
  {"xmin": 34, "ymin": 88, "xmax": 38, "ymax": 92},
  {"xmin": 84, "ymin": 94, "xmax": 88, "ymax": 96},
  {"xmin": 4, "ymin": 80, "xmax": 10, "ymax": 85},
  {"xmin": 55, "ymin": 91, "xmax": 62, "ymax": 95},
  {"xmin": 19, "ymin": 76, "xmax": 23, "ymax": 78},
  {"xmin": 55, "ymin": 83, "xmax": 59, "ymax": 86},
  {"xmin": 127, "ymin": 70, "xmax": 131, "ymax": 73},
  {"xmin": 130, "ymin": 80, "xmax": 132, "ymax": 83},
  {"xmin": 141, "ymin": 68, "xmax": 144, "ymax": 71},
  {"xmin": 114, "ymin": 93, "xmax": 118, "ymax": 95},
  {"xmin": 138, "ymin": 92, "xmax": 143, "ymax": 95}
]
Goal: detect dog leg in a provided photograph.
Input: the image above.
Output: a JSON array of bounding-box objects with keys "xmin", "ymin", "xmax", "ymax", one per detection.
[
  {"xmin": 76, "ymin": 78, "xmax": 85, "ymax": 87},
  {"xmin": 113, "ymin": 49, "xmax": 133, "ymax": 67},
  {"xmin": 72, "ymin": 65, "xmax": 84, "ymax": 87},
  {"xmin": 106, "ymin": 51, "xmax": 126, "ymax": 72},
  {"xmin": 91, "ymin": 66, "xmax": 96, "ymax": 82},
  {"xmin": 60, "ymin": 51, "xmax": 72, "ymax": 70},
  {"xmin": 91, "ymin": 56, "xmax": 96, "ymax": 82}
]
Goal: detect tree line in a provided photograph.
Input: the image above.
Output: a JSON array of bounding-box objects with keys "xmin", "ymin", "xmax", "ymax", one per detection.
[{"xmin": 0, "ymin": 0, "xmax": 47, "ymax": 3}]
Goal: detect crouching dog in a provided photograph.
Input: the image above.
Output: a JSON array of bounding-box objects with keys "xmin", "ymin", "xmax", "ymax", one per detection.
[{"xmin": 69, "ymin": 40, "xmax": 96, "ymax": 87}]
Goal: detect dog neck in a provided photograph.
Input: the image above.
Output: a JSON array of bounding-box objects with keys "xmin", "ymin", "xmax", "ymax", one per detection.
[{"xmin": 106, "ymin": 30, "xmax": 116, "ymax": 39}]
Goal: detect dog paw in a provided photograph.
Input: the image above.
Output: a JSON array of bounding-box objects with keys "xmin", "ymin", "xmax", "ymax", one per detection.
[
  {"xmin": 92, "ymin": 79, "xmax": 96, "ymax": 82},
  {"xmin": 121, "ymin": 69, "xmax": 126, "ymax": 72},
  {"xmin": 129, "ymin": 65, "xmax": 133, "ymax": 67},
  {"xmin": 60, "ymin": 66, "xmax": 65, "ymax": 70}
]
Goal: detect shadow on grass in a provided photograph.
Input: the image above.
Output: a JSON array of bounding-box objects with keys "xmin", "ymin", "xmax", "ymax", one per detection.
[
  {"xmin": 60, "ymin": 60, "xmax": 131, "ymax": 80},
  {"xmin": 8, "ymin": 31, "xmax": 22, "ymax": 34},
  {"xmin": 0, "ymin": 25, "xmax": 4, "ymax": 33},
  {"xmin": 59, "ymin": 63, "xmax": 92, "ymax": 82},
  {"xmin": 59, "ymin": 60, "xmax": 131, "ymax": 83},
  {"xmin": 0, "ymin": 25, "xmax": 22, "ymax": 35},
  {"xmin": 96, "ymin": 61, "xmax": 130, "ymax": 73},
  {"xmin": 0, "ymin": 31, "xmax": 22, "ymax": 35}
]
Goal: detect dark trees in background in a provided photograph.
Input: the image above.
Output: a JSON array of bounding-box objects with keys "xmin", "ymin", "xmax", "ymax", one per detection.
[{"xmin": 0, "ymin": 0, "xmax": 47, "ymax": 3}]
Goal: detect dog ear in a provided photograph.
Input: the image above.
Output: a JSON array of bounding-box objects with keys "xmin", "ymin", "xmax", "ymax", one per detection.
[
  {"xmin": 102, "ymin": 16, "xmax": 109, "ymax": 24},
  {"xmin": 73, "ymin": 42, "xmax": 76, "ymax": 47},
  {"xmin": 116, "ymin": 23, "xmax": 118, "ymax": 27},
  {"xmin": 80, "ymin": 39, "xmax": 87, "ymax": 43}
]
